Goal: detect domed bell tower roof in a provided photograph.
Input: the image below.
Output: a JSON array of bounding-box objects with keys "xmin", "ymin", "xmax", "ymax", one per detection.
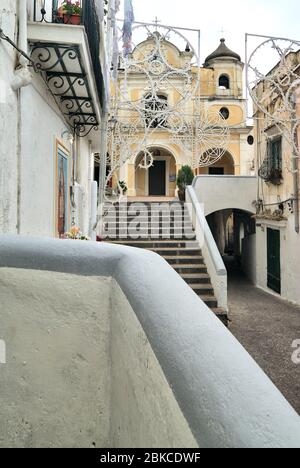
[{"xmin": 204, "ymin": 38, "xmax": 241, "ymax": 66}]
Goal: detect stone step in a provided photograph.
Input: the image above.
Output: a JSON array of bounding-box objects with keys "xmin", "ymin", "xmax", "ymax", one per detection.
[
  {"xmin": 180, "ymin": 273, "xmax": 211, "ymax": 284},
  {"xmin": 104, "ymin": 228, "xmax": 195, "ymax": 235},
  {"xmin": 104, "ymin": 221, "xmax": 194, "ymax": 226},
  {"xmin": 107, "ymin": 241, "xmax": 197, "ymax": 249},
  {"xmin": 105, "ymin": 206, "xmax": 189, "ymax": 210},
  {"xmin": 105, "ymin": 202, "xmax": 185, "ymax": 207},
  {"xmin": 106, "ymin": 237, "xmax": 196, "ymax": 242},
  {"xmin": 211, "ymin": 308, "xmax": 229, "ymax": 326},
  {"xmin": 172, "ymin": 264, "xmax": 207, "ymax": 274},
  {"xmin": 104, "ymin": 201, "xmax": 228, "ymax": 326},
  {"xmin": 148, "ymin": 248, "xmax": 202, "ymax": 256},
  {"xmin": 190, "ymin": 284, "xmax": 214, "ymax": 294},
  {"xmin": 163, "ymin": 255, "xmax": 204, "ymax": 265},
  {"xmin": 104, "ymin": 217, "xmax": 193, "ymax": 223},
  {"xmin": 107, "ymin": 239, "xmax": 197, "ymax": 245},
  {"xmin": 104, "ymin": 226, "xmax": 194, "ymax": 233},
  {"xmin": 197, "ymin": 295, "xmax": 218, "ymax": 308}
]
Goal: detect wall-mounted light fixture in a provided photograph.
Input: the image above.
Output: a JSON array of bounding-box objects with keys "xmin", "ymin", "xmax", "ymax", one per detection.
[{"xmin": 61, "ymin": 130, "xmax": 74, "ymax": 145}]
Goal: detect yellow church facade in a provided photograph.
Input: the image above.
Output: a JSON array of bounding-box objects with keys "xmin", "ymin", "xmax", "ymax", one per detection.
[{"xmin": 112, "ymin": 36, "xmax": 254, "ymax": 198}]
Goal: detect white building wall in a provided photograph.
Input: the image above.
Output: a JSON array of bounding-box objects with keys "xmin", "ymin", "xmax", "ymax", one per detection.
[
  {"xmin": 256, "ymin": 218, "xmax": 300, "ymax": 305},
  {"xmin": 20, "ymin": 78, "xmax": 71, "ymax": 237},
  {"xmin": 76, "ymin": 136, "xmax": 93, "ymax": 236},
  {"xmin": 19, "ymin": 79, "xmax": 95, "ymax": 238},
  {"xmin": 0, "ymin": 24, "xmax": 95, "ymax": 237},
  {"xmin": 193, "ymin": 175, "xmax": 257, "ymax": 216},
  {"xmin": 0, "ymin": 1, "xmax": 104, "ymax": 239},
  {"xmin": 0, "ymin": 0, "xmax": 18, "ymax": 234},
  {"xmin": 240, "ymin": 133, "xmax": 254, "ymax": 175}
]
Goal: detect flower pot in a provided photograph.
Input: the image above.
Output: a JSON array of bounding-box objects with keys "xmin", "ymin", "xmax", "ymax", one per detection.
[
  {"xmin": 178, "ymin": 189, "xmax": 186, "ymax": 202},
  {"xmin": 63, "ymin": 14, "xmax": 81, "ymax": 25}
]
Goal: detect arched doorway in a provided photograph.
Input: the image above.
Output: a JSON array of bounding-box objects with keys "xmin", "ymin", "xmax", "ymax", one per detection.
[
  {"xmin": 207, "ymin": 208, "xmax": 256, "ymax": 283},
  {"xmin": 196, "ymin": 151, "xmax": 235, "ymax": 176},
  {"xmin": 135, "ymin": 148, "xmax": 177, "ymax": 197}
]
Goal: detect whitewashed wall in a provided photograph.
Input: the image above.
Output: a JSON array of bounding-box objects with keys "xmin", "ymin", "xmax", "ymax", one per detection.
[
  {"xmin": 76, "ymin": 136, "xmax": 93, "ymax": 236},
  {"xmin": 0, "ymin": 38, "xmax": 94, "ymax": 237},
  {"xmin": 0, "ymin": 0, "xmax": 18, "ymax": 234},
  {"xmin": 19, "ymin": 78, "xmax": 71, "ymax": 237},
  {"xmin": 0, "ymin": 267, "xmax": 111, "ymax": 448},
  {"xmin": 0, "ymin": 237, "xmax": 299, "ymax": 448},
  {"xmin": 256, "ymin": 218, "xmax": 300, "ymax": 305},
  {"xmin": 193, "ymin": 175, "xmax": 257, "ymax": 216},
  {"xmin": 110, "ymin": 280, "xmax": 198, "ymax": 448}
]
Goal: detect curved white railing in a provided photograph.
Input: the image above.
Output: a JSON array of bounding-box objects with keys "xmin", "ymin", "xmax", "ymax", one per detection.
[
  {"xmin": 0, "ymin": 235, "xmax": 299, "ymax": 448},
  {"xmin": 186, "ymin": 186, "xmax": 227, "ymax": 310}
]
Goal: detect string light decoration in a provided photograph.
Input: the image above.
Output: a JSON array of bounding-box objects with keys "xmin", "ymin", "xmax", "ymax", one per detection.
[
  {"xmin": 246, "ymin": 35, "xmax": 300, "ymax": 170},
  {"xmin": 106, "ymin": 22, "xmax": 230, "ymax": 195}
]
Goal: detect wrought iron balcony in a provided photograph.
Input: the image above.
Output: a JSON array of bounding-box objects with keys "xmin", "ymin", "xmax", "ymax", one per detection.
[
  {"xmin": 258, "ymin": 158, "xmax": 283, "ymax": 185},
  {"xmin": 30, "ymin": 0, "xmax": 105, "ymax": 136},
  {"xmin": 258, "ymin": 137, "xmax": 283, "ymax": 185}
]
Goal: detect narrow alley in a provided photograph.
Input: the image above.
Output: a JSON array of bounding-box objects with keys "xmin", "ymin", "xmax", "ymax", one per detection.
[{"xmin": 226, "ymin": 257, "xmax": 300, "ymax": 415}]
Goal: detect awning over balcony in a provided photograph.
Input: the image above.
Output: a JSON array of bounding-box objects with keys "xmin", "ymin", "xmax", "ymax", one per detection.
[
  {"xmin": 30, "ymin": 41, "xmax": 99, "ymax": 137},
  {"xmin": 28, "ymin": 0, "xmax": 107, "ymax": 140}
]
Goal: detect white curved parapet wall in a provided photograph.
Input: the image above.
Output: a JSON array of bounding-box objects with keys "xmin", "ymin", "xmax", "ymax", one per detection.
[
  {"xmin": 0, "ymin": 236, "xmax": 300, "ymax": 448},
  {"xmin": 186, "ymin": 186, "xmax": 228, "ymax": 310},
  {"xmin": 193, "ymin": 175, "xmax": 257, "ymax": 216}
]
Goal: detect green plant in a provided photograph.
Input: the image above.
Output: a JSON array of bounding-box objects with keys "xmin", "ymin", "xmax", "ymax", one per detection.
[
  {"xmin": 176, "ymin": 165, "xmax": 194, "ymax": 191},
  {"xmin": 62, "ymin": 0, "xmax": 81, "ymax": 15},
  {"xmin": 64, "ymin": 226, "xmax": 90, "ymax": 241},
  {"xmin": 118, "ymin": 180, "xmax": 128, "ymax": 194}
]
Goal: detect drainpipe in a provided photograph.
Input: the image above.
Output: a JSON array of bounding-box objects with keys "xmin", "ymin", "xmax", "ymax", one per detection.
[
  {"xmin": 11, "ymin": 0, "xmax": 32, "ymax": 91},
  {"xmin": 292, "ymin": 93, "xmax": 299, "ymax": 234},
  {"xmin": 11, "ymin": 0, "xmax": 32, "ymax": 234}
]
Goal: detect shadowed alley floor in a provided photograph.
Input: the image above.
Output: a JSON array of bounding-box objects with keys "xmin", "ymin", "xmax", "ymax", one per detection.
[{"xmin": 226, "ymin": 256, "xmax": 300, "ymax": 415}]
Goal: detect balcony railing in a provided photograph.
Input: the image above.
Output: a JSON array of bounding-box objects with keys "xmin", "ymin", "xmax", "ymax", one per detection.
[
  {"xmin": 32, "ymin": 0, "xmax": 104, "ymax": 108},
  {"xmin": 258, "ymin": 158, "xmax": 283, "ymax": 185}
]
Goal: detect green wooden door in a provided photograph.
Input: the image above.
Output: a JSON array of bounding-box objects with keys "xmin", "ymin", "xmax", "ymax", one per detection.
[{"xmin": 267, "ymin": 228, "xmax": 281, "ymax": 294}]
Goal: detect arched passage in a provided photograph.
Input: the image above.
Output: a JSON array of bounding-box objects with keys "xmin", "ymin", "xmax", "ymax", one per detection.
[
  {"xmin": 207, "ymin": 208, "xmax": 256, "ymax": 283},
  {"xmin": 134, "ymin": 147, "xmax": 178, "ymax": 197}
]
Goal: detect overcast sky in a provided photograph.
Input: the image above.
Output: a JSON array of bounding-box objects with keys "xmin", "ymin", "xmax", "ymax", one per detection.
[{"xmin": 118, "ymin": 0, "xmax": 300, "ymax": 64}]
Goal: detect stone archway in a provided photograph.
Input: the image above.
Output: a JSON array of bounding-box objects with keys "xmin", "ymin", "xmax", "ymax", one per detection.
[
  {"xmin": 207, "ymin": 208, "xmax": 256, "ymax": 283},
  {"xmin": 134, "ymin": 147, "xmax": 178, "ymax": 198},
  {"xmin": 196, "ymin": 151, "xmax": 235, "ymax": 176}
]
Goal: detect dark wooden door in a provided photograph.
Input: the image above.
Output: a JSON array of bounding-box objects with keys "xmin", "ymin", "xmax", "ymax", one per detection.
[
  {"xmin": 267, "ymin": 228, "xmax": 281, "ymax": 294},
  {"xmin": 149, "ymin": 161, "xmax": 166, "ymax": 196},
  {"xmin": 209, "ymin": 167, "xmax": 225, "ymax": 175}
]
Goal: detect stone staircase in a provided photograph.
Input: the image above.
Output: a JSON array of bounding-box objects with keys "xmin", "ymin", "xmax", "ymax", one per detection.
[{"xmin": 103, "ymin": 202, "xmax": 228, "ymax": 325}]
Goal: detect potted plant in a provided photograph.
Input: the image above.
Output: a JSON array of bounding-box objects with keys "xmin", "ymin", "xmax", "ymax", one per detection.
[
  {"xmin": 62, "ymin": 0, "xmax": 82, "ymax": 25},
  {"xmin": 64, "ymin": 226, "xmax": 90, "ymax": 241},
  {"xmin": 176, "ymin": 165, "xmax": 194, "ymax": 202},
  {"xmin": 118, "ymin": 180, "xmax": 128, "ymax": 195},
  {"xmin": 267, "ymin": 168, "xmax": 283, "ymax": 185}
]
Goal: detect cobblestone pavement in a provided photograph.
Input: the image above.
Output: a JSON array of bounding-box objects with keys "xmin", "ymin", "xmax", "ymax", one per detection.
[{"xmin": 226, "ymin": 257, "xmax": 300, "ymax": 415}]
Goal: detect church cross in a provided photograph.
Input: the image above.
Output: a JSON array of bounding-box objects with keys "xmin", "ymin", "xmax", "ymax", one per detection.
[
  {"xmin": 153, "ymin": 16, "xmax": 161, "ymax": 31},
  {"xmin": 220, "ymin": 27, "xmax": 227, "ymax": 38}
]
